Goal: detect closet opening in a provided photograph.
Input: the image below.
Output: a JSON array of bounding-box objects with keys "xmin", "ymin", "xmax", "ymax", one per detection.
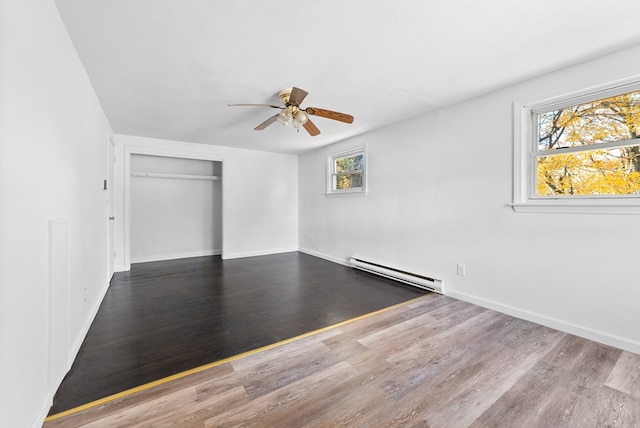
[{"xmin": 128, "ymin": 154, "xmax": 223, "ymax": 264}]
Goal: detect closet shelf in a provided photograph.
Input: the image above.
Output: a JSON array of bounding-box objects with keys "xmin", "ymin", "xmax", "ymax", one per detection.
[{"xmin": 131, "ymin": 172, "xmax": 221, "ymax": 181}]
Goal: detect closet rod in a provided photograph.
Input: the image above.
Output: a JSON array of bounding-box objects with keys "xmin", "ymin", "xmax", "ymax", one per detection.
[{"xmin": 131, "ymin": 172, "xmax": 221, "ymax": 181}]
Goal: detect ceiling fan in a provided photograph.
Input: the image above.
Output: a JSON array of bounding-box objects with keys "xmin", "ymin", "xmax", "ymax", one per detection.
[{"xmin": 228, "ymin": 87, "xmax": 354, "ymax": 136}]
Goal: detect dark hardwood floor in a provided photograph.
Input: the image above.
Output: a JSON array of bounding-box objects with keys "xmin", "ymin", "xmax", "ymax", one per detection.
[{"xmin": 49, "ymin": 252, "xmax": 426, "ymax": 415}]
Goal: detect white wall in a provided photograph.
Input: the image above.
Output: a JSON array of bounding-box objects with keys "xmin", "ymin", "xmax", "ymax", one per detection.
[
  {"xmin": 130, "ymin": 155, "xmax": 222, "ymax": 263},
  {"xmin": 114, "ymin": 135, "xmax": 298, "ymax": 270},
  {"xmin": 0, "ymin": 1, "xmax": 113, "ymax": 427},
  {"xmin": 299, "ymin": 44, "xmax": 640, "ymax": 353},
  {"xmin": 299, "ymin": 114, "xmax": 442, "ymax": 273}
]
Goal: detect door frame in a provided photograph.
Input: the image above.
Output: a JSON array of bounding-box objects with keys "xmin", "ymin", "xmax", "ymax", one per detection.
[{"xmin": 107, "ymin": 134, "xmax": 115, "ymax": 279}]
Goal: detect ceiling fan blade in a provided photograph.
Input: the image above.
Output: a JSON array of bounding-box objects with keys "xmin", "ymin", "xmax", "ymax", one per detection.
[
  {"xmin": 305, "ymin": 107, "xmax": 354, "ymax": 124},
  {"xmin": 303, "ymin": 119, "xmax": 321, "ymax": 136},
  {"xmin": 255, "ymin": 115, "xmax": 278, "ymax": 130},
  {"xmin": 228, "ymin": 103, "xmax": 282, "ymax": 109},
  {"xmin": 289, "ymin": 87, "xmax": 308, "ymax": 105}
]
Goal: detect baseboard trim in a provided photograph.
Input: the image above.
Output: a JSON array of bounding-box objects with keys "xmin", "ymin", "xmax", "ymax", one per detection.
[
  {"xmin": 69, "ymin": 277, "xmax": 111, "ymax": 370},
  {"xmin": 222, "ymin": 247, "xmax": 298, "ymax": 260},
  {"xmin": 446, "ymin": 288, "xmax": 640, "ymax": 354},
  {"xmin": 298, "ymin": 247, "xmax": 349, "ymax": 266},
  {"xmin": 32, "ymin": 395, "xmax": 53, "ymax": 428},
  {"xmin": 131, "ymin": 249, "xmax": 222, "ymax": 264}
]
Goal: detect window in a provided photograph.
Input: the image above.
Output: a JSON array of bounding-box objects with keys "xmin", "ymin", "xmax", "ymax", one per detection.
[
  {"xmin": 513, "ymin": 79, "xmax": 640, "ymax": 214},
  {"xmin": 327, "ymin": 147, "xmax": 366, "ymax": 195}
]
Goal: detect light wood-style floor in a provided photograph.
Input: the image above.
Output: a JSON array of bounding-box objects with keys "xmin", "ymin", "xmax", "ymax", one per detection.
[{"xmin": 44, "ymin": 294, "xmax": 640, "ymax": 428}]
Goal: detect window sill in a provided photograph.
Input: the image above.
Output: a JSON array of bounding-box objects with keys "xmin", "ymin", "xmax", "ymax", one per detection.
[
  {"xmin": 324, "ymin": 190, "xmax": 368, "ymax": 198},
  {"xmin": 510, "ymin": 201, "xmax": 640, "ymax": 215}
]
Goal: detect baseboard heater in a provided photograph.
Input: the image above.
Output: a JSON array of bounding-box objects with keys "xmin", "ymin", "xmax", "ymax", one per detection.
[{"xmin": 349, "ymin": 258, "xmax": 443, "ymax": 294}]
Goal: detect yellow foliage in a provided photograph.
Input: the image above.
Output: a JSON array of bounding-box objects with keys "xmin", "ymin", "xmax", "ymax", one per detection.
[
  {"xmin": 537, "ymin": 148, "xmax": 640, "ymax": 196},
  {"xmin": 536, "ymin": 90, "xmax": 640, "ymax": 196},
  {"xmin": 336, "ymin": 175, "xmax": 352, "ymax": 190}
]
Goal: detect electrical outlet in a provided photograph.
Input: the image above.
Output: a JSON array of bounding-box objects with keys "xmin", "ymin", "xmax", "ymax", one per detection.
[
  {"xmin": 83, "ymin": 287, "xmax": 87, "ymax": 302},
  {"xmin": 307, "ymin": 234, "xmax": 314, "ymax": 244},
  {"xmin": 456, "ymin": 264, "xmax": 466, "ymax": 277}
]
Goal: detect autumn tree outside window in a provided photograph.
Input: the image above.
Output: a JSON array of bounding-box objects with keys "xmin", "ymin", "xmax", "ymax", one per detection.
[{"xmin": 513, "ymin": 79, "xmax": 640, "ymax": 214}]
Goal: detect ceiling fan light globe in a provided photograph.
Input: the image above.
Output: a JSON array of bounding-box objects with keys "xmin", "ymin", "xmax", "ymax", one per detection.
[
  {"xmin": 294, "ymin": 111, "xmax": 309, "ymax": 125},
  {"xmin": 277, "ymin": 110, "xmax": 291, "ymax": 126}
]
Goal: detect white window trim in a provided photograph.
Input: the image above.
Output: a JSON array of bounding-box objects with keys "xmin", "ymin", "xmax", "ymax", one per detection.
[
  {"xmin": 512, "ymin": 77, "xmax": 640, "ymax": 215},
  {"xmin": 325, "ymin": 145, "xmax": 367, "ymax": 197}
]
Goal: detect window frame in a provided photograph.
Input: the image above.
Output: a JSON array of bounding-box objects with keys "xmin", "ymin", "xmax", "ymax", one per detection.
[
  {"xmin": 512, "ymin": 77, "xmax": 640, "ymax": 215},
  {"xmin": 326, "ymin": 146, "xmax": 367, "ymax": 197}
]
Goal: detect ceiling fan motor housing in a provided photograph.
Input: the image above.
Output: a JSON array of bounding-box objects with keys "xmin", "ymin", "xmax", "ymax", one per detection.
[
  {"xmin": 278, "ymin": 88, "xmax": 293, "ymax": 105},
  {"xmin": 278, "ymin": 88, "xmax": 306, "ymax": 124}
]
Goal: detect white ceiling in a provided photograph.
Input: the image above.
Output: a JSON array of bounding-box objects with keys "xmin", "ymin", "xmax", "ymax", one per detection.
[{"xmin": 54, "ymin": 0, "xmax": 640, "ymax": 155}]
